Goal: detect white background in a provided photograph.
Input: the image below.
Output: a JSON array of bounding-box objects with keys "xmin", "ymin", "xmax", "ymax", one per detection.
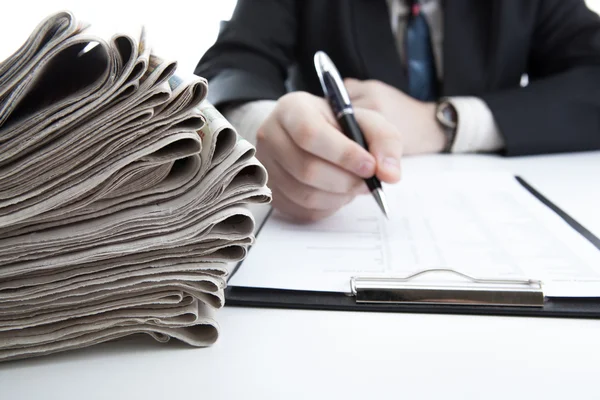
[
  {"xmin": 1, "ymin": 0, "xmax": 599, "ymax": 77},
  {"xmin": 0, "ymin": 0, "xmax": 238, "ymax": 76}
]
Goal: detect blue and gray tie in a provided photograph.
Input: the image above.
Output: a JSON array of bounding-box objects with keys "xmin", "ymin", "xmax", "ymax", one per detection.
[{"xmin": 405, "ymin": 0, "xmax": 438, "ymax": 101}]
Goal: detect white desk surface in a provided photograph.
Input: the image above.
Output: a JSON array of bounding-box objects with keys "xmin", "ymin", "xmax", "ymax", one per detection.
[{"xmin": 1, "ymin": 151, "xmax": 600, "ymax": 400}]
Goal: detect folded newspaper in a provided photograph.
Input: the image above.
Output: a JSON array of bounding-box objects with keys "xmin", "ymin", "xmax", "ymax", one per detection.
[{"xmin": 0, "ymin": 11, "xmax": 271, "ymax": 361}]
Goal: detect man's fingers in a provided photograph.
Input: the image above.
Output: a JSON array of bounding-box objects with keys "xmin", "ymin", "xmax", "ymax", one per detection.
[
  {"xmin": 260, "ymin": 113, "xmax": 365, "ymax": 194},
  {"xmin": 262, "ymin": 155, "xmax": 357, "ymax": 222},
  {"xmin": 353, "ymin": 107, "xmax": 403, "ymax": 183},
  {"xmin": 275, "ymin": 92, "xmax": 376, "ymax": 178},
  {"xmin": 344, "ymin": 78, "xmax": 366, "ymax": 101},
  {"xmin": 270, "ymin": 188, "xmax": 348, "ymax": 223},
  {"xmin": 350, "ymin": 96, "xmax": 376, "ymax": 111},
  {"xmin": 266, "ymin": 158, "xmax": 357, "ymax": 211}
]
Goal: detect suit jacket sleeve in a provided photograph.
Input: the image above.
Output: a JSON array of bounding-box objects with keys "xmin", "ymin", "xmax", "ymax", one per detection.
[
  {"xmin": 481, "ymin": 0, "xmax": 600, "ymax": 156},
  {"xmin": 194, "ymin": 0, "xmax": 298, "ymax": 108}
]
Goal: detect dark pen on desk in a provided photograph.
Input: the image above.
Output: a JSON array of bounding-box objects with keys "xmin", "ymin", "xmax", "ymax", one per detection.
[{"xmin": 313, "ymin": 50, "xmax": 389, "ymax": 219}]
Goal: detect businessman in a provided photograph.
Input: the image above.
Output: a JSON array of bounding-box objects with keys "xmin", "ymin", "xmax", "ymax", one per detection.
[{"xmin": 195, "ymin": 0, "xmax": 600, "ymax": 221}]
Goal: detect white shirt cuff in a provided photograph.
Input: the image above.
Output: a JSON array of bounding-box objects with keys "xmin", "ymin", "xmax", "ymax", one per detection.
[
  {"xmin": 447, "ymin": 97, "xmax": 505, "ymax": 153},
  {"xmin": 222, "ymin": 100, "xmax": 278, "ymax": 146}
]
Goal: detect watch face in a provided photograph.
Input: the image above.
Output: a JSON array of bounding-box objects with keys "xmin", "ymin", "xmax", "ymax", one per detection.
[{"xmin": 437, "ymin": 101, "xmax": 458, "ymax": 129}]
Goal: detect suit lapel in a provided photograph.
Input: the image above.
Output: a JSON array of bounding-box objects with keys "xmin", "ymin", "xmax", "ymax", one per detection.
[
  {"xmin": 442, "ymin": 0, "xmax": 492, "ymax": 96},
  {"xmin": 350, "ymin": 0, "xmax": 408, "ymax": 92},
  {"xmin": 349, "ymin": 0, "xmax": 495, "ymax": 97}
]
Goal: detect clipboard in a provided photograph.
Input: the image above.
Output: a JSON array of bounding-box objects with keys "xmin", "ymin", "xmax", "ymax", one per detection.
[{"xmin": 225, "ymin": 177, "xmax": 600, "ymax": 319}]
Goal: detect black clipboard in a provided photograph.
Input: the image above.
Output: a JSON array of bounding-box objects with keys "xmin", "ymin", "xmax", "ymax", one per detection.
[{"xmin": 225, "ymin": 177, "xmax": 600, "ymax": 319}]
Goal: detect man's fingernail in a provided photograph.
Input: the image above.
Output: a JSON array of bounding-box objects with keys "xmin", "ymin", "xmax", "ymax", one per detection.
[
  {"xmin": 356, "ymin": 160, "xmax": 375, "ymax": 177},
  {"xmin": 382, "ymin": 157, "xmax": 401, "ymax": 172}
]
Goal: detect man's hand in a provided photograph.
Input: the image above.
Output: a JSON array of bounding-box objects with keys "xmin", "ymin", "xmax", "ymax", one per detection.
[
  {"xmin": 344, "ymin": 78, "xmax": 447, "ymax": 155},
  {"xmin": 256, "ymin": 92, "xmax": 403, "ymax": 222}
]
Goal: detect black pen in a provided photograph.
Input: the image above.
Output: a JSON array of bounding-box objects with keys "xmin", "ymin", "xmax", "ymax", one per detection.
[{"xmin": 313, "ymin": 51, "xmax": 389, "ymax": 218}]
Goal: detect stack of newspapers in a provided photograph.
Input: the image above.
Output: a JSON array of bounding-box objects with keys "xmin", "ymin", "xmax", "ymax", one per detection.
[{"xmin": 0, "ymin": 11, "xmax": 270, "ymax": 361}]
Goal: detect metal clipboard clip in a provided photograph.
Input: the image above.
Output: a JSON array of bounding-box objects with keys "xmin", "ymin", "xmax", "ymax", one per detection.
[{"xmin": 350, "ymin": 269, "xmax": 544, "ymax": 307}]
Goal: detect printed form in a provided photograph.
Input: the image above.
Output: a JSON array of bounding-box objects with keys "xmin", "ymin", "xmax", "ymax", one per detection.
[{"xmin": 229, "ymin": 172, "xmax": 600, "ymax": 297}]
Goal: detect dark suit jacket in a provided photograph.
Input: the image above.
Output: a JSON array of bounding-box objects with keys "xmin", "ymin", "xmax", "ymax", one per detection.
[{"xmin": 195, "ymin": 0, "xmax": 600, "ymax": 156}]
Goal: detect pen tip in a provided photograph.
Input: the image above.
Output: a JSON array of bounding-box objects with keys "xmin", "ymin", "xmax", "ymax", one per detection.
[{"xmin": 372, "ymin": 188, "xmax": 389, "ymax": 219}]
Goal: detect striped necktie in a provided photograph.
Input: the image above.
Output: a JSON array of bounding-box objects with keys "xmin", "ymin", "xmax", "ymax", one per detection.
[{"xmin": 405, "ymin": 0, "xmax": 438, "ymax": 101}]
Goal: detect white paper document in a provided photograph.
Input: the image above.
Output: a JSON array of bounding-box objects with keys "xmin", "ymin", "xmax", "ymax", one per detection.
[{"xmin": 229, "ymin": 172, "xmax": 600, "ymax": 297}]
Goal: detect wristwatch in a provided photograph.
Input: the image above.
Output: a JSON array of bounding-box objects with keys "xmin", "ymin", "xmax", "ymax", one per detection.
[{"xmin": 435, "ymin": 100, "xmax": 458, "ymax": 153}]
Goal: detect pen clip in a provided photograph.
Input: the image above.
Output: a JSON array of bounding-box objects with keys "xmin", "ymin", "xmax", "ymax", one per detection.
[{"xmin": 314, "ymin": 51, "xmax": 352, "ymax": 111}]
